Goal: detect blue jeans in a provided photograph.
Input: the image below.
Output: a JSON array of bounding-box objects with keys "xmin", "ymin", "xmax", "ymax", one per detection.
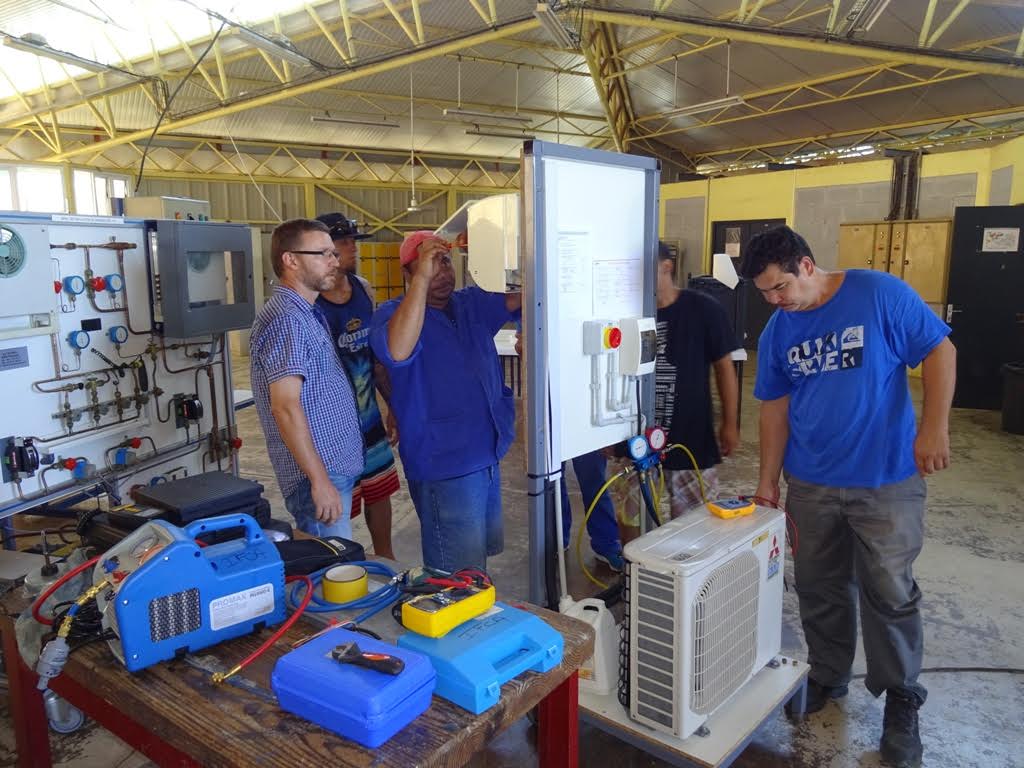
[
  {"xmin": 407, "ymin": 464, "xmax": 503, "ymax": 571},
  {"xmin": 284, "ymin": 472, "xmax": 356, "ymax": 539},
  {"xmin": 560, "ymin": 450, "xmax": 620, "ymax": 555}
]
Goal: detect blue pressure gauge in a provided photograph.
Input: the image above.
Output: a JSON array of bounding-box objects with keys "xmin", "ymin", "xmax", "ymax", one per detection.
[
  {"xmin": 104, "ymin": 273, "xmax": 125, "ymax": 293},
  {"xmin": 67, "ymin": 330, "xmax": 91, "ymax": 350},
  {"xmin": 108, "ymin": 325, "xmax": 129, "ymax": 345},
  {"xmin": 627, "ymin": 435, "xmax": 649, "ymax": 461},
  {"xmin": 62, "ymin": 275, "xmax": 86, "ymax": 295}
]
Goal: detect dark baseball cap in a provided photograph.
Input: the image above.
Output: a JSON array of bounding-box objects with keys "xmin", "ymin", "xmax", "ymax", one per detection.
[{"xmin": 316, "ymin": 212, "xmax": 371, "ymax": 241}]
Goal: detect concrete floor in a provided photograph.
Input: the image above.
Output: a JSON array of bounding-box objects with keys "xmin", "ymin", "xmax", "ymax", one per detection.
[{"xmin": 3, "ymin": 353, "xmax": 1023, "ymax": 768}]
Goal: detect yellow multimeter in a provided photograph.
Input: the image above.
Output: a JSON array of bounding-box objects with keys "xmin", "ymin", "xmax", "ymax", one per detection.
[
  {"xmin": 707, "ymin": 497, "xmax": 756, "ymax": 519},
  {"xmin": 400, "ymin": 584, "xmax": 496, "ymax": 638}
]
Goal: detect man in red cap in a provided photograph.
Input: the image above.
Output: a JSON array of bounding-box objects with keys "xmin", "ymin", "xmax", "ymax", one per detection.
[{"xmin": 370, "ymin": 231, "xmax": 521, "ymax": 571}]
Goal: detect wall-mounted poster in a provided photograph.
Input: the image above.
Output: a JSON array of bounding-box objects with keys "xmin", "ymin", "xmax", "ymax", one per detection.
[{"xmin": 981, "ymin": 227, "xmax": 1020, "ymax": 252}]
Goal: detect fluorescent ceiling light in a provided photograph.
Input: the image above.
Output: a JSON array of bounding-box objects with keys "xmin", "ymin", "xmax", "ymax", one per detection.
[
  {"xmin": 835, "ymin": 0, "xmax": 892, "ymax": 36},
  {"xmin": 466, "ymin": 127, "xmax": 535, "ymax": 140},
  {"xmin": 534, "ymin": 3, "xmax": 577, "ymax": 49},
  {"xmin": 2, "ymin": 34, "xmax": 108, "ymax": 72},
  {"xmin": 311, "ymin": 115, "xmax": 400, "ymax": 128},
  {"xmin": 661, "ymin": 95, "xmax": 746, "ymax": 119},
  {"xmin": 443, "ymin": 107, "xmax": 533, "ymax": 124},
  {"xmin": 202, "ymin": 11, "xmax": 319, "ymax": 68},
  {"xmin": 232, "ymin": 26, "xmax": 314, "ymax": 67}
]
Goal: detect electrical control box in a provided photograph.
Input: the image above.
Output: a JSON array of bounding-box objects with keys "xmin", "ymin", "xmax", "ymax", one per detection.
[
  {"xmin": 618, "ymin": 317, "xmax": 657, "ymax": 376},
  {"xmin": 147, "ymin": 220, "xmax": 255, "ymax": 338},
  {"xmin": 124, "ymin": 196, "xmax": 211, "ymax": 221}
]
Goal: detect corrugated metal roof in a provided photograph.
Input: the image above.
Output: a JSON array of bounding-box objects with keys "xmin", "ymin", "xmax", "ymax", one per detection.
[{"xmin": 0, "ymin": 0, "xmax": 1021, "ymax": 167}]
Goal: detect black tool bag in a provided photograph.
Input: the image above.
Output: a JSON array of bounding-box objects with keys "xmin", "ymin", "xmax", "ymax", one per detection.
[{"xmin": 274, "ymin": 536, "xmax": 366, "ymax": 576}]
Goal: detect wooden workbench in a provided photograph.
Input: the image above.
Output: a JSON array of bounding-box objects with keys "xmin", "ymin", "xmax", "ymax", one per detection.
[{"xmin": 3, "ymin": 584, "xmax": 593, "ymax": 767}]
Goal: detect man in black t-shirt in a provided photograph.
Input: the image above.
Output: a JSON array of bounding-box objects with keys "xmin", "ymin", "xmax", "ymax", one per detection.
[{"xmin": 652, "ymin": 242, "xmax": 739, "ymax": 516}]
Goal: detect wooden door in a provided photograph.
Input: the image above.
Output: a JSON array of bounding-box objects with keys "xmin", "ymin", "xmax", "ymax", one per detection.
[
  {"xmin": 888, "ymin": 223, "xmax": 907, "ymax": 278},
  {"xmin": 838, "ymin": 223, "xmax": 875, "ymax": 269},
  {"xmin": 903, "ymin": 220, "xmax": 951, "ymax": 303}
]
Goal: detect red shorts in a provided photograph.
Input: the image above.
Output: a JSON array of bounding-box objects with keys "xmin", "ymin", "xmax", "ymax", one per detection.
[{"xmin": 350, "ymin": 464, "xmax": 400, "ymax": 518}]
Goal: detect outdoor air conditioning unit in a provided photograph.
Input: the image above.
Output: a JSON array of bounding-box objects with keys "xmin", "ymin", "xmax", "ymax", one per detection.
[{"xmin": 622, "ymin": 506, "xmax": 786, "ymax": 738}]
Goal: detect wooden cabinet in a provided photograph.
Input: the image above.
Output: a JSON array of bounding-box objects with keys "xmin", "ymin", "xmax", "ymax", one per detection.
[
  {"xmin": 902, "ymin": 220, "xmax": 952, "ymax": 303},
  {"xmin": 838, "ymin": 222, "xmax": 892, "ymax": 271},
  {"xmin": 838, "ymin": 218, "xmax": 951, "ymax": 302},
  {"xmin": 838, "ymin": 223, "xmax": 877, "ymax": 270}
]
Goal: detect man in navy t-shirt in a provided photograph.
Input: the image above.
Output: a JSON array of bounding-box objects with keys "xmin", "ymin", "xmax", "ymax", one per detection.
[
  {"xmin": 316, "ymin": 213, "xmax": 399, "ymax": 559},
  {"xmin": 742, "ymin": 226, "xmax": 956, "ymax": 768},
  {"xmin": 653, "ymin": 241, "xmax": 739, "ymax": 514}
]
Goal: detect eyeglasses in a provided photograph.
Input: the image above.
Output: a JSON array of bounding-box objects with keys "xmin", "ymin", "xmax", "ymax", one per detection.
[{"xmin": 290, "ymin": 249, "xmax": 341, "ymax": 260}]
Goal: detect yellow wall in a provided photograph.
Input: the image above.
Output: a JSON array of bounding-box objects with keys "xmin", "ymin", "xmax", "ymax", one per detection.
[
  {"xmin": 659, "ymin": 179, "xmax": 708, "ymax": 239},
  {"xmin": 659, "ymin": 135, "xmax": 1024, "ymax": 268},
  {"xmin": 922, "ymin": 148, "xmax": 992, "ymax": 206},
  {"xmin": 794, "ymin": 158, "xmax": 893, "ymax": 188},
  {"xmin": 990, "ymin": 134, "xmax": 1024, "ymax": 205}
]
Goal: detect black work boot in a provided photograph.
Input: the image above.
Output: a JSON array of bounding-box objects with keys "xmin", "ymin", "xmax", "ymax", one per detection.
[
  {"xmin": 786, "ymin": 679, "xmax": 848, "ymax": 716},
  {"xmin": 880, "ymin": 690, "xmax": 923, "ymax": 767}
]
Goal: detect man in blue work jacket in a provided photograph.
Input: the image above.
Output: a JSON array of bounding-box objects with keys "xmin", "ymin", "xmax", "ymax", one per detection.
[{"xmin": 370, "ymin": 230, "xmax": 521, "ymax": 571}]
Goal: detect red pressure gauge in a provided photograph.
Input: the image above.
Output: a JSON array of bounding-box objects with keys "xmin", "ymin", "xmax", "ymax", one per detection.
[{"xmin": 646, "ymin": 426, "xmax": 668, "ymax": 452}]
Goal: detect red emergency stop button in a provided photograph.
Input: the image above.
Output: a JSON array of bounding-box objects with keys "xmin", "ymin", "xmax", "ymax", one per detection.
[
  {"xmin": 90, "ymin": 276, "xmax": 106, "ymax": 291},
  {"xmin": 604, "ymin": 327, "xmax": 622, "ymax": 349}
]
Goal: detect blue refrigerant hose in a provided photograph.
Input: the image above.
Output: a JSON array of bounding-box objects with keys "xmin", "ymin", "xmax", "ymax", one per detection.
[{"xmin": 286, "ymin": 560, "xmax": 401, "ymax": 625}]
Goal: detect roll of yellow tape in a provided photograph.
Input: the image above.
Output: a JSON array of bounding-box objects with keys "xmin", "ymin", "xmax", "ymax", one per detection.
[{"xmin": 322, "ymin": 564, "xmax": 368, "ymax": 604}]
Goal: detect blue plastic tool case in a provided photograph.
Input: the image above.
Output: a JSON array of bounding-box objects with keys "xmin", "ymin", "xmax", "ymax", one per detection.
[
  {"xmin": 271, "ymin": 627, "xmax": 436, "ymax": 748},
  {"xmin": 397, "ymin": 602, "xmax": 563, "ymax": 714}
]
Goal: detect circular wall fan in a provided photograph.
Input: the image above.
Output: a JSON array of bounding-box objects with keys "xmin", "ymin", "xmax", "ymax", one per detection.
[{"xmin": 0, "ymin": 225, "xmax": 27, "ymax": 278}]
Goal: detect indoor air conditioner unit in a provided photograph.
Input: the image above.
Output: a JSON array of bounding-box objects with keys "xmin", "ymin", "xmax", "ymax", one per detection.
[{"xmin": 622, "ymin": 506, "xmax": 785, "ymax": 738}]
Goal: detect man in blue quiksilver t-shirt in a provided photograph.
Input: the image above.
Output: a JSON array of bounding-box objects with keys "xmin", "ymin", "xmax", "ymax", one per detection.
[
  {"xmin": 370, "ymin": 231, "xmax": 521, "ymax": 571},
  {"xmin": 741, "ymin": 226, "xmax": 956, "ymax": 768}
]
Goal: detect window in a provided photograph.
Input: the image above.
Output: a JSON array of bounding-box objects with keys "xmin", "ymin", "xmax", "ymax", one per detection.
[
  {"xmin": 70, "ymin": 169, "xmax": 131, "ymax": 215},
  {"xmin": 0, "ymin": 164, "xmax": 67, "ymax": 213},
  {"xmin": 0, "ymin": 168, "xmax": 12, "ymax": 210},
  {"xmin": 74, "ymin": 170, "xmax": 98, "ymax": 215},
  {"xmin": 14, "ymin": 166, "xmax": 65, "ymax": 213}
]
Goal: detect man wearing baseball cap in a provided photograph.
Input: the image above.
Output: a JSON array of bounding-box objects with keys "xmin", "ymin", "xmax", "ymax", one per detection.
[
  {"xmin": 370, "ymin": 230, "xmax": 521, "ymax": 571},
  {"xmin": 315, "ymin": 213, "xmax": 399, "ymax": 559}
]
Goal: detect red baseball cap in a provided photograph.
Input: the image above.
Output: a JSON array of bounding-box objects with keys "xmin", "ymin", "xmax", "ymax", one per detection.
[{"xmin": 400, "ymin": 230, "xmax": 442, "ymax": 267}]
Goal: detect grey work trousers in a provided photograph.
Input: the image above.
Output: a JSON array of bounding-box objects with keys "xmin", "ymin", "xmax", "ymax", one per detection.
[{"xmin": 785, "ymin": 472, "xmax": 928, "ymax": 704}]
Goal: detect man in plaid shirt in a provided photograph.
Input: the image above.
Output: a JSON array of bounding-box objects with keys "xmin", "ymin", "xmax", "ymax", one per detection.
[{"xmin": 250, "ymin": 218, "xmax": 364, "ymax": 538}]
